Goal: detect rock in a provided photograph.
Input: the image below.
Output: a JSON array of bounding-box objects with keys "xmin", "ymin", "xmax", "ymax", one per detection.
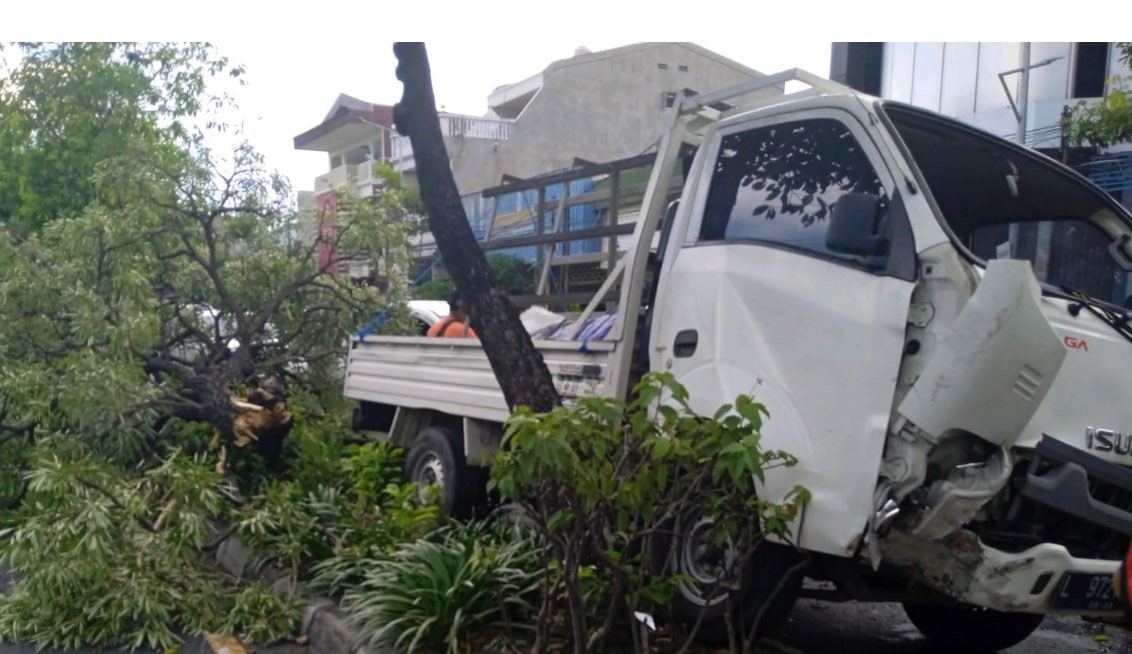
[{"xmin": 216, "ymin": 535, "xmax": 251, "ymax": 578}]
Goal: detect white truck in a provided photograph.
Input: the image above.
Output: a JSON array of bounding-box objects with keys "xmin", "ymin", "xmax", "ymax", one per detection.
[{"xmin": 344, "ymin": 70, "xmax": 1132, "ymax": 649}]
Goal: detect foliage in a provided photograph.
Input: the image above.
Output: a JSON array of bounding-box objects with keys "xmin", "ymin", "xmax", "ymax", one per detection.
[
  {"xmin": 239, "ymin": 425, "xmax": 440, "ymax": 595},
  {"xmin": 415, "ymin": 254, "xmax": 535, "ymax": 301},
  {"xmin": 0, "ymin": 40, "xmax": 427, "ymax": 652},
  {"xmin": 0, "ymin": 441, "xmax": 242, "ymax": 650},
  {"xmin": 488, "ymin": 254, "xmax": 537, "ymax": 296},
  {"xmin": 415, "ymin": 276, "xmax": 455, "ymax": 300},
  {"xmin": 0, "ymin": 42, "xmax": 241, "ymax": 236},
  {"xmin": 489, "ymin": 372, "xmax": 809, "ymax": 654},
  {"xmin": 221, "ymin": 582, "xmax": 301, "ymax": 645},
  {"xmin": 0, "ymin": 416, "xmax": 437, "ymax": 650},
  {"xmin": 1065, "ymin": 43, "xmax": 1132, "ymax": 149},
  {"xmin": 339, "ymin": 519, "xmax": 545, "ymax": 654},
  {"xmin": 0, "ymin": 118, "xmax": 412, "ymax": 463}
]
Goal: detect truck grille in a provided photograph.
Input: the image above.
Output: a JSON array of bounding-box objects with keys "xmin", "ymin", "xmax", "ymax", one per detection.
[{"xmin": 976, "ymin": 438, "xmax": 1132, "ymax": 561}]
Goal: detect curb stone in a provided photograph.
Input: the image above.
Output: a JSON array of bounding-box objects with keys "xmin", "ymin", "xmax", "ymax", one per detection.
[
  {"xmin": 303, "ymin": 600, "xmax": 384, "ymax": 654},
  {"xmin": 214, "ymin": 532, "xmax": 379, "ymax": 654}
]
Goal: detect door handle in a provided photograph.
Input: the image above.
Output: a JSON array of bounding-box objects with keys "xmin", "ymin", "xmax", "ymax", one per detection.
[{"xmin": 673, "ymin": 329, "xmax": 698, "ymax": 358}]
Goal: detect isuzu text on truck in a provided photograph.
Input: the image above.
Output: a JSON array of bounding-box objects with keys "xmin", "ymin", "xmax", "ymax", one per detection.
[{"xmin": 343, "ymin": 70, "xmax": 1132, "ymax": 650}]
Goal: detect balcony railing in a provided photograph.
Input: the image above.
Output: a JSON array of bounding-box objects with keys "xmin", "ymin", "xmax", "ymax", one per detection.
[
  {"xmin": 440, "ymin": 114, "xmax": 511, "ymax": 140},
  {"xmin": 390, "ymin": 114, "xmax": 512, "ymax": 173},
  {"xmin": 315, "ymin": 162, "xmax": 387, "ymax": 194},
  {"xmin": 315, "ymin": 164, "xmax": 355, "ymax": 192}
]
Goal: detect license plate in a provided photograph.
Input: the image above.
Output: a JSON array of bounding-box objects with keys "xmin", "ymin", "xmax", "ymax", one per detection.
[{"xmin": 1052, "ymin": 572, "xmax": 1121, "ymax": 612}]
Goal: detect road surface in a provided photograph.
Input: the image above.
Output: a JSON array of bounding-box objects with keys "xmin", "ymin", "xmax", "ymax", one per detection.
[
  {"xmin": 769, "ymin": 599, "xmax": 1131, "ymax": 653},
  {"xmin": 1, "ymin": 567, "xmax": 1126, "ymax": 654}
]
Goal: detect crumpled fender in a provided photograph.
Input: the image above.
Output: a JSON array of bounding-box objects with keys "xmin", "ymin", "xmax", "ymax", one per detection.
[{"xmin": 897, "ymin": 259, "xmax": 1067, "ymax": 448}]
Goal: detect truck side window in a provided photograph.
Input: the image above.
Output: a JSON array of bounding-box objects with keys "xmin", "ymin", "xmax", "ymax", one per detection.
[{"xmin": 700, "ymin": 118, "xmax": 888, "ymax": 260}]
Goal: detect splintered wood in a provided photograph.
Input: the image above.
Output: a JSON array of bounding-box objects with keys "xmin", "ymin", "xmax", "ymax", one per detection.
[{"xmin": 203, "ymin": 632, "xmax": 247, "ymax": 654}]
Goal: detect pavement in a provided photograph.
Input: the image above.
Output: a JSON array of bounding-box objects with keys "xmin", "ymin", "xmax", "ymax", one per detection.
[
  {"xmin": 1, "ymin": 563, "xmax": 1129, "ymax": 654},
  {"xmin": 768, "ymin": 599, "xmax": 1132, "ymax": 654}
]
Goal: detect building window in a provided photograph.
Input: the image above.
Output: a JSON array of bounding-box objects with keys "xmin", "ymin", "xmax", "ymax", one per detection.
[
  {"xmin": 1073, "ymin": 42, "xmax": 1109, "ymax": 98},
  {"xmin": 657, "ymin": 62, "xmax": 668, "ymax": 70},
  {"xmin": 662, "ymin": 91, "xmax": 677, "ymax": 108},
  {"xmin": 678, "ymin": 64, "xmax": 689, "ymax": 72},
  {"xmin": 700, "ymin": 118, "xmax": 888, "ymax": 261}
]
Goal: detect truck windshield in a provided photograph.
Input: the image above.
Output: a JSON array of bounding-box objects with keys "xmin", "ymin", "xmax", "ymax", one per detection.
[{"xmin": 881, "ymin": 102, "xmax": 1132, "ymax": 309}]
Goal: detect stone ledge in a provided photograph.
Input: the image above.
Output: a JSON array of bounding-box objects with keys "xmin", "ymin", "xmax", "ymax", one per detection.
[
  {"xmin": 213, "ymin": 530, "xmax": 377, "ymax": 654},
  {"xmin": 303, "ymin": 600, "xmax": 385, "ymax": 654}
]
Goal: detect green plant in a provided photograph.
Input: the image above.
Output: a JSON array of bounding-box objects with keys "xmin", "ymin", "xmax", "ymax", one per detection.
[
  {"xmin": 241, "ymin": 437, "xmax": 438, "ymax": 595},
  {"xmin": 306, "ymin": 481, "xmax": 442, "ymax": 597},
  {"xmin": 1066, "ymin": 43, "xmax": 1132, "ymax": 149},
  {"xmin": 236, "ymin": 480, "xmax": 325, "ymax": 590},
  {"xmin": 414, "ymin": 255, "xmax": 535, "ymax": 301},
  {"xmin": 342, "ymin": 440, "xmax": 407, "ymax": 510},
  {"xmin": 415, "ymin": 276, "xmax": 455, "ymax": 300},
  {"xmin": 340, "ymin": 519, "xmax": 544, "ymax": 654},
  {"xmin": 0, "ymin": 443, "xmax": 235, "ymax": 650},
  {"xmin": 221, "ymin": 582, "xmax": 301, "ymax": 645},
  {"xmin": 488, "ymin": 372, "xmax": 809, "ymax": 654},
  {"xmin": 487, "ymin": 254, "xmax": 537, "ymax": 296},
  {"xmin": 285, "ymin": 414, "xmax": 349, "ymax": 495}
]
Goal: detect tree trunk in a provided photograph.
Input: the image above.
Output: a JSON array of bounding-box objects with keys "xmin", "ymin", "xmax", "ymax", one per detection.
[{"xmin": 391, "ymin": 42, "xmax": 560, "ymax": 413}]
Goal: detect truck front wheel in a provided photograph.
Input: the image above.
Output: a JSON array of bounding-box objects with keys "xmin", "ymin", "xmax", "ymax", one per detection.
[
  {"xmin": 404, "ymin": 426, "xmax": 476, "ymax": 517},
  {"xmin": 903, "ymin": 601, "xmax": 1044, "ymax": 651},
  {"xmin": 655, "ymin": 511, "xmax": 803, "ymax": 645}
]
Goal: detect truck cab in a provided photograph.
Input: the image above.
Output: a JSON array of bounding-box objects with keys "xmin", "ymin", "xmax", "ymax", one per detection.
[{"xmin": 645, "ymin": 81, "xmax": 1132, "ymax": 644}]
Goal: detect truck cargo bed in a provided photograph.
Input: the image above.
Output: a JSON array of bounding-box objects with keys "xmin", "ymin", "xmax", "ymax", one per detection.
[{"xmin": 344, "ymin": 335, "xmax": 618, "ymax": 423}]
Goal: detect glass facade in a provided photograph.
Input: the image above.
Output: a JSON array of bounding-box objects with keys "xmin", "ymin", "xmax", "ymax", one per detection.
[
  {"xmin": 884, "ymin": 42, "xmax": 915, "ymax": 103},
  {"xmin": 939, "ymin": 43, "xmax": 979, "ymax": 116},
  {"xmin": 974, "ymin": 42, "xmax": 1022, "ymax": 113},
  {"xmin": 1028, "ymin": 42, "xmax": 1072, "ymax": 101},
  {"xmin": 910, "ymin": 42, "xmax": 944, "ymax": 110}
]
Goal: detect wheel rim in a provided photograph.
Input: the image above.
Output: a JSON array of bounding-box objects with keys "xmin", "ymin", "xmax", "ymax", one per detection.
[
  {"xmin": 676, "ymin": 514, "xmax": 739, "ymax": 607},
  {"xmin": 413, "ymin": 453, "xmax": 446, "ymax": 503}
]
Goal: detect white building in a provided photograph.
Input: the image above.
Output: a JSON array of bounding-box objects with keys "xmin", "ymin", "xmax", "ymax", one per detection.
[{"xmin": 831, "ymin": 42, "xmax": 1132, "ymax": 207}]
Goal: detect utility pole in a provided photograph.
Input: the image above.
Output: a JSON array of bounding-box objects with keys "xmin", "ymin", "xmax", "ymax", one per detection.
[
  {"xmin": 998, "ymin": 45, "xmax": 1062, "ymax": 146},
  {"xmin": 1018, "ymin": 43, "xmax": 1032, "ymax": 145},
  {"xmin": 1060, "ymin": 105, "xmax": 1072, "ymax": 164}
]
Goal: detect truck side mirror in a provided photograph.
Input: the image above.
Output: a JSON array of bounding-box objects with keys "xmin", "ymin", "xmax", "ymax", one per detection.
[{"xmin": 826, "ymin": 193, "xmax": 888, "ymax": 257}]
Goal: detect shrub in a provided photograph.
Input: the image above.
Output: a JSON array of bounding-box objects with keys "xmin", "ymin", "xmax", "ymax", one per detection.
[
  {"xmin": 415, "ymin": 277, "xmax": 454, "ymax": 301},
  {"xmin": 488, "ymin": 372, "xmax": 809, "ymax": 654},
  {"xmin": 239, "ymin": 438, "xmax": 439, "ymax": 596},
  {"xmin": 0, "ymin": 442, "xmax": 240, "ymax": 650},
  {"xmin": 0, "ymin": 419, "xmax": 448, "ymax": 652},
  {"xmin": 415, "ymin": 255, "xmax": 535, "ymax": 301},
  {"xmin": 340, "ymin": 519, "xmax": 544, "ymax": 654},
  {"xmin": 221, "ymin": 582, "xmax": 301, "ymax": 644}
]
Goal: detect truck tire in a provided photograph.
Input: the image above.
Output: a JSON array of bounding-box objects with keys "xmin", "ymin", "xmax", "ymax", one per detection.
[
  {"xmin": 654, "ymin": 510, "xmax": 804, "ymax": 645},
  {"xmin": 903, "ymin": 602, "xmax": 1044, "ymax": 651},
  {"xmin": 404, "ymin": 426, "xmax": 472, "ymax": 517}
]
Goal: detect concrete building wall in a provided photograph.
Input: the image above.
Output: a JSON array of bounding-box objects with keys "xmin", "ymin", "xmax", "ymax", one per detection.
[
  {"xmin": 493, "ymin": 43, "xmax": 777, "ymax": 180},
  {"xmin": 429, "ymin": 43, "xmax": 782, "ymax": 195},
  {"xmin": 441, "ymin": 136, "xmax": 507, "ymax": 196}
]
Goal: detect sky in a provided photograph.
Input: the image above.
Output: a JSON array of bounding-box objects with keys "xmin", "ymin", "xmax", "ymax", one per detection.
[{"xmin": 5, "ymin": 0, "xmax": 1122, "ymax": 199}]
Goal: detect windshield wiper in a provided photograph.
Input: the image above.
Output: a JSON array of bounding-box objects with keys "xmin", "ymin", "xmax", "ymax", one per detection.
[{"xmin": 1062, "ymin": 285, "xmax": 1132, "ymax": 344}]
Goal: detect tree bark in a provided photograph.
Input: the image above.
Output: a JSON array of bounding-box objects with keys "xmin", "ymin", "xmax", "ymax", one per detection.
[{"xmin": 392, "ymin": 42, "xmax": 560, "ymax": 413}]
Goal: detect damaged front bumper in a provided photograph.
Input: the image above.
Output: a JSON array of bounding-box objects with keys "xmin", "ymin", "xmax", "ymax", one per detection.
[
  {"xmin": 881, "ymin": 436, "xmax": 1132, "ymax": 616},
  {"xmin": 881, "ymin": 529, "xmax": 1121, "ymax": 615}
]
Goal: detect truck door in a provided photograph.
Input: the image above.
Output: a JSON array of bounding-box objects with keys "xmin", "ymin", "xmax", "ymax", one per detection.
[{"xmin": 649, "ymin": 109, "xmax": 917, "ymax": 557}]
